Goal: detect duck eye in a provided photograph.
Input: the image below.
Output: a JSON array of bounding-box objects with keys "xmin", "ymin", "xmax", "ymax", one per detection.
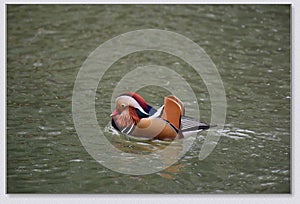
[{"xmin": 120, "ymin": 104, "xmax": 126, "ymax": 108}]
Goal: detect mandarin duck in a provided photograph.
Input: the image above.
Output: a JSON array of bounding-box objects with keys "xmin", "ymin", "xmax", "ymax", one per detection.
[{"xmin": 110, "ymin": 92, "xmax": 210, "ymax": 140}]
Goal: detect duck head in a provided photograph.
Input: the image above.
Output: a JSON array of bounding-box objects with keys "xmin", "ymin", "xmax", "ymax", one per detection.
[{"xmin": 110, "ymin": 92, "xmax": 154, "ymax": 130}]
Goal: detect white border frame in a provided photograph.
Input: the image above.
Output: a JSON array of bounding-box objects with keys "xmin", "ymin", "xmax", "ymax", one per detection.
[{"xmin": 1, "ymin": 1, "xmax": 298, "ymax": 204}]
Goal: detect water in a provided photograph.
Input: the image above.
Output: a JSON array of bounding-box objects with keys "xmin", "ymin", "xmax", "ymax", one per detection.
[{"xmin": 7, "ymin": 5, "xmax": 290, "ymax": 193}]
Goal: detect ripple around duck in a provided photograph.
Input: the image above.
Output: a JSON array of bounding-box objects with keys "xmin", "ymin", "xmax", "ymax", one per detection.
[
  {"xmin": 103, "ymin": 123, "xmax": 199, "ymax": 157},
  {"xmin": 219, "ymin": 125, "xmax": 284, "ymax": 143},
  {"xmin": 219, "ymin": 126, "xmax": 255, "ymax": 140}
]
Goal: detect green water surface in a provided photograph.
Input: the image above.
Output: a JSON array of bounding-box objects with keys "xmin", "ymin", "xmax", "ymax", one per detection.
[{"xmin": 7, "ymin": 4, "xmax": 290, "ymax": 193}]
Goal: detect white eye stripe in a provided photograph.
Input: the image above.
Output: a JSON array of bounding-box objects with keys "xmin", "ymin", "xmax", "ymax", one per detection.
[{"xmin": 116, "ymin": 96, "xmax": 149, "ymax": 115}]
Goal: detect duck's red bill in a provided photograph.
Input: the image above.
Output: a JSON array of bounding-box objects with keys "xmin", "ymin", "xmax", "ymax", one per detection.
[{"xmin": 110, "ymin": 109, "xmax": 119, "ymax": 117}]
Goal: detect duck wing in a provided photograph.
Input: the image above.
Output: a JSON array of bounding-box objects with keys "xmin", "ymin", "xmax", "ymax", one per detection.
[
  {"xmin": 180, "ymin": 116, "xmax": 210, "ymax": 133},
  {"xmin": 150, "ymin": 107, "xmax": 210, "ymax": 131}
]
